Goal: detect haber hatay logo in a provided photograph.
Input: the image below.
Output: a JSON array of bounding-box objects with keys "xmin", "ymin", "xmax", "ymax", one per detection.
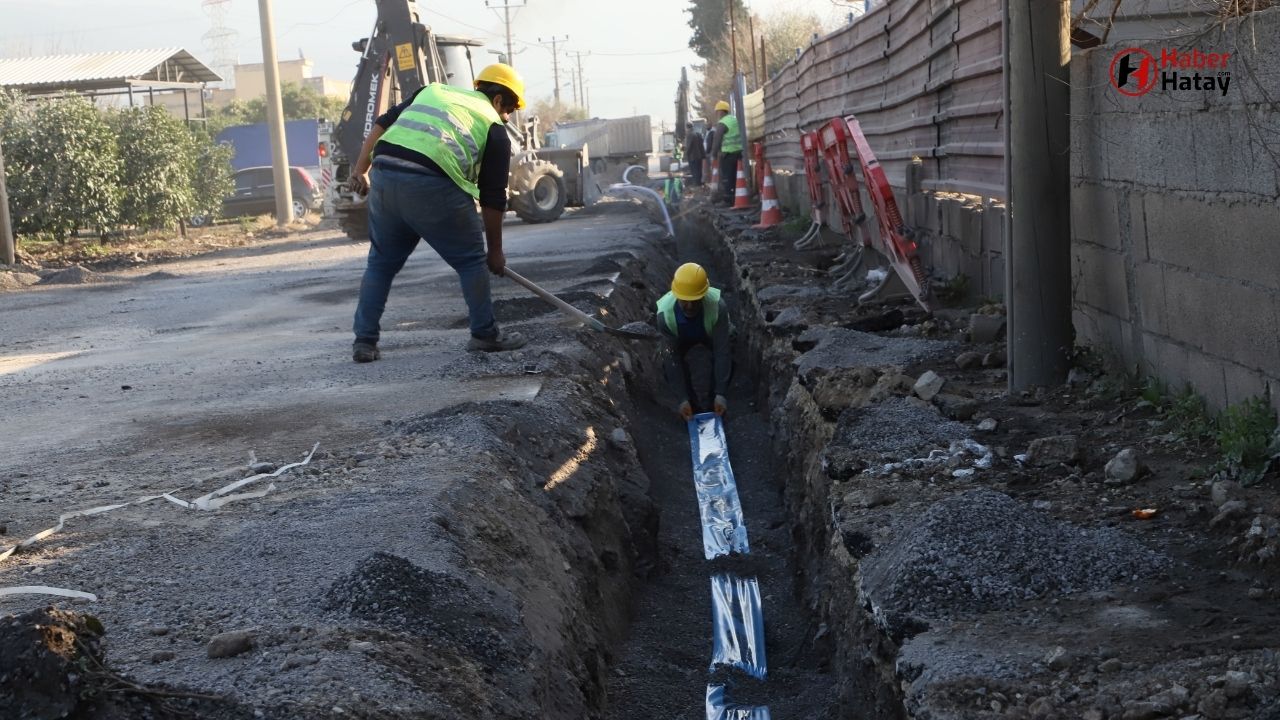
[
  {"xmin": 1110, "ymin": 46, "xmax": 1233, "ymax": 98},
  {"xmin": 1110, "ymin": 48, "xmax": 1158, "ymax": 96}
]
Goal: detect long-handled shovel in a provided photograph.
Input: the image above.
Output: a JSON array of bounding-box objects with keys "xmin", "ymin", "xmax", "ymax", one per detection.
[{"xmin": 504, "ymin": 267, "xmax": 657, "ymax": 341}]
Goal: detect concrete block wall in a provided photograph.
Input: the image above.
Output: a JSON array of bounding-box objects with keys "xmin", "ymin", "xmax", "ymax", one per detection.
[{"xmin": 1071, "ymin": 9, "xmax": 1280, "ymax": 410}]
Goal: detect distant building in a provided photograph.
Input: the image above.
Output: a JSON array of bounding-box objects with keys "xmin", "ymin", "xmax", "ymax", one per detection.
[{"xmin": 148, "ymin": 56, "xmax": 348, "ymax": 119}]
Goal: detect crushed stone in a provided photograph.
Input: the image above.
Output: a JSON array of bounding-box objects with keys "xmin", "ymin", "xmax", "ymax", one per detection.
[
  {"xmin": 860, "ymin": 488, "xmax": 1169, "ymax": 638},
  {"xmin": 824, "ymin": 398, "xmax": 969, "ymax": 478}
]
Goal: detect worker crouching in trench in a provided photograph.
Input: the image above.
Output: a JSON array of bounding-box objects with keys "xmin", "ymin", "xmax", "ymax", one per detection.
[{"xmin": 655, "ymin": 263, "xmax": 733, "ymax": 420}]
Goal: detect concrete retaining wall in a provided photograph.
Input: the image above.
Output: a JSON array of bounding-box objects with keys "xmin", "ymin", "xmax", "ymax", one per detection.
[{"xmin": 1070, "ymin": 8, "xmax": 1280, "ymax": 409}]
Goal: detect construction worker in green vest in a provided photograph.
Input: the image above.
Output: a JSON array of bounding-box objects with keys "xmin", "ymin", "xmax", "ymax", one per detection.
[
  {"xmin": 655, "ymin": 262, "xmax": 732, "ymax": 420},
  {"xmin": 709, "ymin": 100, "xmax": 742, "ymax": 201},
  {"xmin": 348, "ymin": 63, "xmax": 528, "ymax": 362}
]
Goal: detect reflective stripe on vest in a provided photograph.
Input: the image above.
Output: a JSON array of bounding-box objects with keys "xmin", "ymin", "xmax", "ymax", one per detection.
[
  {"xmin": 378, "ymin": 84, "xmax": 500, "ymax": 199},
  {"xmin": 656, "ymin": 288, "xmax": 721, "ymax": 337},
  {"xmin": 719, "ymin": 115, "xmax": 742, "ymax": 153}
]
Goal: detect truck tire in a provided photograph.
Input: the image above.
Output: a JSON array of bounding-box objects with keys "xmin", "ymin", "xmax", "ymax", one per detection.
[
  {"xmin": 510, "ymin": 159, "xmax": 567, "ymax": 224},
  {"xmin": 335, "ymin": 204, "xmax": 369, "ymax": 242}
]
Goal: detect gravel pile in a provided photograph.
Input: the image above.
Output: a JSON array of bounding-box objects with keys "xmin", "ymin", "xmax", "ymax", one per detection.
[
  {"xmin": 794, "ymin": 326, "xmax": 951, "ymax": 378},
  {"xmin": 37, "ymin": 264, "xmax": 106, "ymax": 285},
  {"xmin": 824, "ymin": 398, "xmax": 969, "ymax": 477},
  {"xmin": 324, "ymin": 552, "xmax": 528, "ymax": 670},
  {"xmin": 861, "ymin": 489, "xmax": 1168, "ymax": 638}
]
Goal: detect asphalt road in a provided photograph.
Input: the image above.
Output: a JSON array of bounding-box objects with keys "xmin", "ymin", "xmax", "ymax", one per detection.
[{"xmin": 0, "ymin": 203, "xmax": 660, "ymax": 537}]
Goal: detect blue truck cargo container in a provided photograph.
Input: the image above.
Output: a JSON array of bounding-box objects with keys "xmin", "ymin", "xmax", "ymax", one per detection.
[{"xmin": 216, "ymin": 119, "xmax": 320, "ymax": 172}]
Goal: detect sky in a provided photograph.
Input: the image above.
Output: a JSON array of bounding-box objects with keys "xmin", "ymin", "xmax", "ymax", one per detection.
[{"xmin": 0, "ymin": 0, "xmax": 859, "ymax": 125}]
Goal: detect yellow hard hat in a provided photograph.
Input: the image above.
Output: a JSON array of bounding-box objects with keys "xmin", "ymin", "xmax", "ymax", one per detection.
[
  {"xmin": 671, "ymin": 262, "xmax": 710, "ymax": 301},
  {"xmin": 715, "ymin": 100, "xmax": 731, "ymax": 113},
  {"xmin": 475, "ymin": 63, "xmax": 526, "ymax": 109}
]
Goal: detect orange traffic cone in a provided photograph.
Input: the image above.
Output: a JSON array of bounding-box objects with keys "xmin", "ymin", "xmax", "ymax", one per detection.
[
  {"xmin": 753, "ymin": 162, "xmax": 782, "ymax": 229},
  {"xmin": 732, "ymin": 160, "xmax": 751, "ymax": 210}
]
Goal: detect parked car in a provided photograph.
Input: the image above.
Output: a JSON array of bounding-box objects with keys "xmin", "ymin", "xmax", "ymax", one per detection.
[{"xmin": 189, "ymin": 166, "xmax": 321, "ymax": 226}]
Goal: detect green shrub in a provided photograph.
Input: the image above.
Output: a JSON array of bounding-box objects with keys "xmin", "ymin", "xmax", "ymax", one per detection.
[
  {"xmin": 1216, "ymin": 396, "xmax": 1277, "ymax": 484},
  {"xmin": 4, "ymin": 95, "xmax": 121, "ymax": 241}
]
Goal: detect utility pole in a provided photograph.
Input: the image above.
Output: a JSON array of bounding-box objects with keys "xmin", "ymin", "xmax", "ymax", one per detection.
[
  {"xmin": 1004, "ymin": 0, "xmax": 1072, "ymax": 390},
  {"xmin": 760, "ymin": 36, "xmax": 767, "ymax": 85},
  {"xmin": 568, "ymin": 50, "xmax": 589, "ymax": 114},
  {"xmin": 0, "ymin": 140, "xmax": 13, "ymax": 266},
  {"xmin": 538, "ymin": 35, "xmax": 568, "ymax": 103},
  {"xmin": 256, "ymin": 0, "xmax": 293, "ymax": 226},
  {"xmin": 486, "ymin": 0, "xmax": 526, "ymax": 69},
  {"xmin": 748, "ymin": 12, "xmax": 759, "ymax": 89},
  {"xmin": 728, "ymin": 0, "xmax": 739, "ymax": 79}
]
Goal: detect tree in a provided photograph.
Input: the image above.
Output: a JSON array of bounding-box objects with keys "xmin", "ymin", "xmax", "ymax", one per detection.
[
  {"xmin": 686, "ymin": 0, "xmax": 748, "ymax": 60},
  {"xmin": 760, "ymin": 9, "xmax": 824, "ymax": 79},
  {"xmin": 207, "ymin": 82, "xmax": 347, "ymax": 135},
  {"xmin": 691, "ymin": 8, "xmax": 825, "ymax": 120},
  {"xmin": 531, "ymin": 97, "xmax": 587, "ymax": 131}
]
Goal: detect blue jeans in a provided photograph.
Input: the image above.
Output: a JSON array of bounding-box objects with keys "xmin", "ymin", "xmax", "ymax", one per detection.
[{"xmin": 352, "ymin": 164, "xmax": 498, "ymax": 343}]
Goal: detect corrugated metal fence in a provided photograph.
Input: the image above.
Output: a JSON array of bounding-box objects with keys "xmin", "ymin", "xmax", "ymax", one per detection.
[{"xmin": 760, "ymin": 0, "xmax": 1005, "ymax": 200}]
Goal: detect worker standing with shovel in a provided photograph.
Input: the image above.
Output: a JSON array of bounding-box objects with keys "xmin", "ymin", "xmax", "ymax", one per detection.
[
  {"xmin": 348, "ymin": 63, "xmax": 529, "ymax": 362},
  {"xmin": 655, "ymin": 263, "xmax": 733, "ymax": 420}
]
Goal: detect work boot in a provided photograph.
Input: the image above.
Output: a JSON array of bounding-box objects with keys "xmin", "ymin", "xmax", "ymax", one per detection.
[
  {"xmin": 466, "ymin": 329, "xmax": 527, "ymax": 352},
  {"xmin": 352, "ymin": 341, "xmax": 380, "ymax": 363}
]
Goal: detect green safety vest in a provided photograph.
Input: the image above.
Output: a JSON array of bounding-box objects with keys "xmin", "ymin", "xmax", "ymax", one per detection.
[
  {"xmin": 718, "ymin": 115, "xmax": 742, "ymax": 153},
  {"xmin": 656, "ymin": 288, "xmax": 721, "ymax": 337},
  {"xmin": 378, "ymin": 83, "xmax": 500, "ymax": 199}
]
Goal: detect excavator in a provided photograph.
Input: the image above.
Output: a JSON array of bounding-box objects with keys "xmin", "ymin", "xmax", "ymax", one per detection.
[{"xmin": 327, "ymin": 0, "xmax": 589, "ymax": 240}]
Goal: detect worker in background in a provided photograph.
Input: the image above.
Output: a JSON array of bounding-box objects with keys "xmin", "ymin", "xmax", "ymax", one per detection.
[
  {"xmin": 684, "ymin": 121, "xmax": 705, "ymax": 186},
  {"xmin": 655, "ymin": 262, "xmax": 732, "ymax": 420},
  {"xmin": 348, "ymin": 63, "xmax": 529, "ymax": 362},
  {"xmin": 708, "ymin": 100, "xmax": 742, "ymax": 201}
]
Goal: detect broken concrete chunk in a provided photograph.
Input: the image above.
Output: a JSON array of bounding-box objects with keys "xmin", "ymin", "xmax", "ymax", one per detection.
[
  {"xmin": 1104, "ymin": 448, "xmax": 1143, "ymax": 484},
  {"xmin": 968, "ymin": 313, "xmax": 1007, "ymax": 343},
  {"xmin": 1025, "ymin": 435, "xmax": 1081, "ymax": 466},
  {"xmin": 206, "ymin": 630, "xmax": 255, "ymax": 659},
  {"xmin": 913, "ymin": 370, "xmax": 945, "ymax": 401},
  {"xmin": 1146, "ymin": 683, "xmax": 1190, "ymax": 713},
  {"xmin": 933, "ymin": 393, "xmax": 978, "ymax": 421},
  {"xmin": 767, "ymin": 306, "xmax": 806, "ymax": 330},
  {"xmin": 977, "ymin": 418, "xmax": 999, "ymax": 432},
  {"xmin": 954, "ymin": 351, "xmax": 984, "ymax": 370},
  {"xmin": 1043, "ymin": 645, "xmax": 1071, "ymax": 670},
  {"xmin": 1211, "ymin": 500, "xmax": 1249, "ymax": 527},
  {"xmin": 1211, "ymin": 479, "xmax": 1241, "ymax": 508},
  {"xmin": 609, "ymin": 427, "xmax": 631, "ymax": 447}
]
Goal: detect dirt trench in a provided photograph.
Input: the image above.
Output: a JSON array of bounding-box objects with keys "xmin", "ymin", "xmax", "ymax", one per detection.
[{"xmin": 598, "ymin": 215, "xmax": 841, "ymax": 716}]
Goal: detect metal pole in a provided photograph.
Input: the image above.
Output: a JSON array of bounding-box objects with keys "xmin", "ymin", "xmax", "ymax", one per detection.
[
  {"xmin": 257, "ymin": 0, "xmax": 295, "ymax": 225},
  {"xmin": 0, "ymin": 140, "xmax": 14, "ymax": 266},
  {"xmin": 752, "ymin": 36, "xmax": 762, "ymax": 83},
  {"xmin": 728, "ymin": 0, "xmax": 739, "ymax": 79},
  {"xmin": 505, "ymin": 5, "xmax": 513, "ymax": 67},
  {"xmin": 748, "ymin": 13, "xmax": 759, "ymax": 89},
  {"xmin": 1004, "ymin": 0, "xmax": 1072, "ymax": 390},
  {"xmin": 540, "ymin": 36, "xmax": 567, "ymax": 103}
]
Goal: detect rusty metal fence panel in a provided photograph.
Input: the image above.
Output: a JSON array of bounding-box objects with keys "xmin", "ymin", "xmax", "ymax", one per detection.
[{"xmin": 761, "ymin": 0, "xmax": 1005, "ymax": 200}]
